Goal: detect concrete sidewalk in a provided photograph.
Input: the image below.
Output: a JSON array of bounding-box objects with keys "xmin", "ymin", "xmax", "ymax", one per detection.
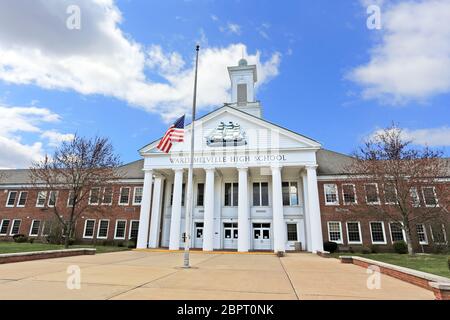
[{"xmin": 0, "ymin": 251, "xmax": 434, "ymax": 300}]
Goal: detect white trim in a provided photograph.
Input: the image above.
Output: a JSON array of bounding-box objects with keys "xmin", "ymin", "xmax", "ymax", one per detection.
[
  {"xmin": 29, "ymin": 219, "xmax": 41, "ymax": 236},
  {"xmin": 346, "ymin": 221, "xmax": 362, "ymax": 244},
  {"xmin": 83, "ymin": 219, "xmax": 96, "ymax": 239},
  {"xmin": 323, "ymin": 183, "xmax": 339, "ymax": 206},
  {"xmin": 114, "ymin": 219, "xmax": 127, "ymax": 240},
  {"xmin": 0, "ymin": 219, "xmax": 11, "ymax": 236},
  {"xmin": 118, "ymin": 187, "xmax": 130, "ymax": 206},
  {"xmin": 416, "ymin": 224, "xmax": 428, "ymax": 245},
  {"xmin": 383, "ymin": 183, "xmax": 398, "ymax": 205},
  {"xmin": 132, "ymin": 186, "xmax": 143, "ymax": 206},
  {"xmin": 67, "ymin": 191, "xmax": 75, "ymax": 207},
  {"xmin": 97, "ymin": 219, "xmax": 110, "ymax": 239},
  {"xmin": 342, "ymin": 183, "xmax": 357, "ymax": 205},
  {"xmin": 47, "ymin": 191, "xmax": 58, "ymax": 207},
  {"xmin": 252, "ymin": 181, "xmax": 270, "ymax": 207},
  {"xmin": 129, "ymin": 220, "xmax": 139, "ymax": 240},
  {"xmin": 16, "ymin": 191, "xmax": 28, "ymax": 207},
  {"xmin": 369, "ymin": 221, "xmax": 387, "ymax": 244},
  {"xmin": 365, "ymin": 183, "xmax": 380, "ymax": 205},
  {"xmin": 101, "ymin": 187, "xmax": 113, "ymax": 206},
  {"xmin": 421, "ymin": 186, "xmax": 439, "ymax": 208},
  {"xmin": 282, "ymin": 181, "xmax": 300, "ymax": 207},
  {"xmin": 327, "ymin": 221, "xmax": 343, "ymax": 244},
  {"xmin": 388, "ymin": 221, "xmax": 406, "ymax": 244},
  {"xmin": 9, "ymin": 219, "xmax": 21, "ymax": 236},
  {"xmin": 429, "ymin": 224, "xmax": 447, "ymax": 245},
  {"xmin": 36, "ymin": 191, "xmax": 47, "ymax": 208},
  {"xmin": 5, "ymin": 191, "xmax": 17, "ymax": 207},
  {"xmin": 88, "ymin": 187, "xmax": 100, "ymax": 205},
  {"xmin": 409, "ymin": 187, "xmax": 421, "ymax": 207}
]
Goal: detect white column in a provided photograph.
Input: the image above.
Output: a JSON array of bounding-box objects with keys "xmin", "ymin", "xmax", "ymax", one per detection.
[
  {"xmin": 148, "ymin": 175, "xmax": 165, "ymax": 248},
  {"xmin": 169, "ymin": 168, "xmax": 183, "ymax": 250},
  {"xmin": 301, "ymin": 171, "xmax": 312, "ymax": 252},
  {"xmin": 306, "ymin": 165, "xmax": 324, "ymax": 252},
  {"xmin": 237, "ymin": 167, "xmax": 250, "ymax": 252},
  {"xmin": 203, "ymin": 167, "xmax": 215, "ymax": 251},
  {"xmin": 136, "ymin": 169, "xmax": 153, "ymax": 249},
  {"xmin": 271, "ymin": 165, "xmax": 286, "ymax": 253}
]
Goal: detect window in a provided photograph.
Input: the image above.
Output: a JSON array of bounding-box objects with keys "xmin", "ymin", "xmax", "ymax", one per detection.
[
  {"xmin": 29, "ymin": 220, "xmax": 41, "ymax": 236},
  {"xmin": 10, "ymin": 219, "xmax": 21, "ymax": 236},
  {"xmin": 327, "ymin": 221, "xmax": 343, "ymax": 243},
  {"xmin": 224, "ymin": 223, "xmax": 238, "ymax": 239},
  {"xmin": 83, "ymin": 219, "xmax": 96, "ymax": 238},
  {"xmin": 6, "ymin": 191, "xmax": 17, "ymax": 207},
  {"xmin": 17, "ymin": 191, "xmax": 28, "ymax": 207},
  {"xmin": 224, "ymin": 183, "xmax": 238, "ymax": 206},
  {"xmin": 41, "ymin": 221, "xmax": 52, "ymax": 236},
  {"xmin": 237, "ymin": 83, "xmax": 247, "ymax": 105},
  {"xmin": 324, "ymin": 184, "xmax": 339, "ymax": 205},
  {"xmin": 416, "ymin": 224, "xmax": 428, "ymax": 245},
  {"xmin": 133, "ymin": 187, "xmax": 143, "ymax": 205},
  {"xmin": 422, "ymin": 187, "xmax": 438, "ymax": 207},
  {"xmin": 342, "ymin": 184, "xmax": 357, "ymax": 204},
  {"xmin": 0, "ymin": 219, "xmax": 10, "ymax": 235},
  {"xmin": 365, "ymin": 184, "xmax": 380, "ymax": 204},
  {"xmin": 129, "ymin": 220, "xmax": 139, "ymax": 240},
  {"xmin": 370, "ymin": 222, "xmax": 386, "ymax": 244},
  {"xmin": 253, "ymin": 182, "xmax": 269, "ymax": 206},
  {"xmin": 429, "ymin": 224, "xmax": 447, "ymax": 245},
  {"xmin": 389, "ymin": 222, "xmax": 404, "ymax": 242},
  {"xmin": 97, "ymin": 220, "xmax": 109, "ymax": 239},
  {"xmin": 102, "ymin": 187, "xmax": 113, "ymax": 205},
  {"xmin": 119, "ymin": 187, "xmax": 130, "ymax": 205},
  {"xmin": 287, "ymin": 223, "xmax": 298, "ymax": 241},
  {"xmin": 196, "ymin": 183, "xmax": 204, "ymax": 206},
  {"xmin": 282, "ymin": 182, "xmax": 299, "ymax": 206},
  {"xmin": 384, "ymin": 184, "xmax": 397, "ymax": 204},
  {"xmin": 36, "ymin": 191, "xmax": 47, "ymax": 207},
  {"xmin": 170, "ymin": 183, "xmax": 186, "ymax": 206},
  {"xmin": 48, "ymin": 191, "xmax": 58, "ymax": 207},
  {"xmin": 410, "ymin": 188, "xmax": 420, "ymax": 207},
  {"xmin": 67, "ymin": 191, "xmax": 76, "ymax": 207},
  {"xmin": 346, "ymin": 222, "xmax": 362, "ymax": 244},
  {"xmin": 114, "ymin": 220, "xmax": 127, "ymax": 240},
  {"xmin": 89, "ymin": 187, "xmax": 100, "ymax": 205}
]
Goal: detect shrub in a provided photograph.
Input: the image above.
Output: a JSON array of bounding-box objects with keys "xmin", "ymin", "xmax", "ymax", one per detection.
[
  {"xmin": 393, "ymin": 241, "xmax": 408, "ymax": 254},
  {"xmin": 447, "ymin": 257, "xmax": 450, "ymax": 271},
  {"xmin": 362, "ymin": 246, "xmax": 371, "ymax": 254},
  {"xmin": 370, "ymin": 244, "xmax": 379, "ymax": 253},
  {"xmin": 12, "ymin": 234, "xmax": 28, "ymax": 243},
  {"xmin": 117, "ymin": 241, "xmax": 124, "ymax": 247},
  {"xmin": 323, "ymin": 241, "xmax": 338, "ymax": 253},
  {"xmin": 29, "ymin": 238, "xmax": 34, "ymax": 244}
]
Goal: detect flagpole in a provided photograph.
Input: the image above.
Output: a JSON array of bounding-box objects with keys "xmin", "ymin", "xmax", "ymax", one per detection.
[{"xmin": 183, "ymin": 45, "xmax": 200, "ymax": 268}]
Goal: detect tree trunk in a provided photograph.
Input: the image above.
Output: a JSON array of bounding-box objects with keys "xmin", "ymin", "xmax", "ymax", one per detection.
[
  {"xmin": 64, "ymin": 222, "xmax": 71, "ymax": 249},
  {"xmin": 404, "ymin": 223, "xmax": 415, "ymax": 256}
]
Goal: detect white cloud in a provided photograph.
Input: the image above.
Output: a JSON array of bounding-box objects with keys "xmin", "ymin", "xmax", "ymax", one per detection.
[
  {"xmin": 220, "ymin": 23, "xmax": 242, "ymax": 35},
  {"xmin": 370, "ymin": 126, "xmax": 450, "ymax": 147},
  {"xmin": 0, "ymin": 105, "xmax": 72, "ymax": 168},
  {"xmin": 348, "ymin": 0, "xmax": 450, "ymax": 104},
  {"xmin": 0, "ymin": 1, "xmax": 280, "ymax": 121},
  {"xmin": 41, "ymin": 130, "xmax": 75, "ymax": 147}
]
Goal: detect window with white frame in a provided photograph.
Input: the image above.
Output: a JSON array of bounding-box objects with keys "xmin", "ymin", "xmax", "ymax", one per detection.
[
  {"xmin": 129, "ymin": 220, "xmax": 139, "ymax": 240},
  {"xmin": 327, "ymin": 221, "xmax": 343, "ymax": 243},
  {"xmin": 0, "ymin": 219, "xmax": 10, "ymax": 235},
  {"xmin": 196, "ymin": 183, "xmax": 204, "ymax": 206},
  {"xmin": 89, "ymin": 187, "xmax": 100, "ymax": 205},
  {"xmin": 6, "ymin": 191, "xmax": 17, "ymax": 207},
  {"xmin": 342, "ymin": 184, "xmax": 357, "ymax": 204},
  {"xmin": 370, "ymin": 222, "xmax": 386, "ymax": 244},
  {"xmin": 17, "ymin": 191, "xmax": 28, "ymax": 207},
  {"xmin": 282, "ymin": 182, "xmax": 299, "ymax": 206},
  {"xmin": 253, "ymin": 182, "xmax": 269, "ymax": 206},
  {"xmin": 410, "ymin": 187, "xmax": 420, "ymax": 207},
  {"xmin": 346, "ymin": 222, "xmax": 362, "ymax": 244},
  {"xmin": 389, "ymin": 222, "xmax": 404, "ymax": 242},
  {"xmin": 416, "ymin": 224, "xmax": 428, "ymax": 245},
  {"xmin": 119, "ymin": 187, "xmax": 130, "ymax": 205},
  {"xmin": 324, "ymin": 184, "xmax": 339, "ymax": 205},
  {"xmin": 429, "ymin": 224, "xmax": 447, "ymax": 245},
  {"xmin": 224, "ymin": 183, "xmax": 238, "ymax": 206},
  {"xmin": 36, "ymin": 191, "xmax": 47, "ymax": 207},
  {"xmin": 97, "ymin": 220, "xmax": 109, "ymax": 239},
  {"xmin": 287, "ymin": 223, "xmax": 298, "ymax": 241},
  {"xmin": 114, "ymin": 220, "xmax": 127, "ymax": 239},
  {"xmin": 41, "ymin": 221, "xmax": 52, "ymax": 237},
  {"xmin": 29, "ymin": 220, "xmax": 41, "ymax": 236},
  {"xmin": 422, "ymin": 187, "xmax": 438, "ymax": 207},
  {"xmin": 384, "ymin": 184, "xmax": 397, "ymax": 204},
  {"xmin": 102, "ymin": 187, "xmax": 113, "ymax": 205},
  {"xmin": 83, "ymin": 219, "xmax": 96, "ymax": 238},
  {"xmin": 67, "ymin": 191, "xmax": 75, "ymax": 207},
  {"xmin": 10, "ymin": 219, "xmax": 21, "ymax": 236},
  {"xmin": 365, "ymin": 184, "xmax": 380, "ymax": 204},
  {"xmin": 48, "ymin": 191, "xmax": 58, "ymax": 207},
  {"xmin": 133, "ymin": 187, "xmax": 143, "ymax": 205}
]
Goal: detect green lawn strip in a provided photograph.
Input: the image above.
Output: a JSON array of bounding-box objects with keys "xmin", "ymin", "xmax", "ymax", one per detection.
[
  {"xmin": 331, "ymin": 252, "xmax": 450, "ymax": 279},
  {"xmin": 0, "ymin": 242, "xmax": 131, "ymax": 255}
]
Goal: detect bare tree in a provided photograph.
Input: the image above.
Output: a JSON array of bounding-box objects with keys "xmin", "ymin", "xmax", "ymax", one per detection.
[
  {"xmin": 348, "ymin": 124, "xmax": 449, "ymax": 255},
  {"xmin": 29, "ymin": 135, "xmax": 123, "ymax": 248}
]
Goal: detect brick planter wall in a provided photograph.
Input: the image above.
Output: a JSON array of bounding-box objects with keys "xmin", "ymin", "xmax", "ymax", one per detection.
[{"xmin": 0, "ymin": 248, "xmax": 96, "ymax": 264}]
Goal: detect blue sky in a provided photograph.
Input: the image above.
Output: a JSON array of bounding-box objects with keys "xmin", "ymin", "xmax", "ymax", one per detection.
[{"xmin": 0, "ymin": 0, "xmax": 449, "ymax": 168}]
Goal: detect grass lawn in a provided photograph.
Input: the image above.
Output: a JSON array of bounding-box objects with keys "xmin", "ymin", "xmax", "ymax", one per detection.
[
  {"xmin": 331, "ymin": 252, "xmax": 450, "ymax": 279},
  {"xmin": 0, "ymin": 242, "xmax": 131, "ymax": 254}
]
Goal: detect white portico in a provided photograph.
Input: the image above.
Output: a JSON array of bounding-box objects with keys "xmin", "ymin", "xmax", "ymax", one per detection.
[{"xmin": 137, "ymin": 59, "xmax": 324, "ymax": 253}]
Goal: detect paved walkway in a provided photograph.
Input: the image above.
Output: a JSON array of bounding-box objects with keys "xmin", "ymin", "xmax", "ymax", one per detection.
[{"xmin": 0, "ymin": 251, "xmax": 434, "ymax": 300}]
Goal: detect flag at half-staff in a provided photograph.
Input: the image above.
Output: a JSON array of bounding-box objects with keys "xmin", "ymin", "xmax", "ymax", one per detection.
[{"xmin": 156, "ymin": 115, "xmax": 185, "ymax": 153}]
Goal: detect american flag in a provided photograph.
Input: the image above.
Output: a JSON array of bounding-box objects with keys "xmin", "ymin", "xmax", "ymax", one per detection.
[{"xmin": 157, "ymin": 115, "xmax": 185, "ymax": 153}]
